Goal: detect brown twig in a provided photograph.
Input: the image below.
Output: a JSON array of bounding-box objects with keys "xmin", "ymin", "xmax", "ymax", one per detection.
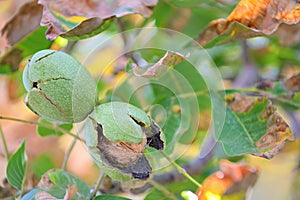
[{"xmin": 233, "ymin": 40, "xmax": 259, "ymax": 88}]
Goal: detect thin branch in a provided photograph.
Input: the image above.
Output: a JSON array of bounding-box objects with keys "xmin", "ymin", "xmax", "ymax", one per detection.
[
  {"xmin": 116, "ymin": 19, "xmax": 147, "ymax": 67},
  {"xmin": 91, "ymin": 172, "xmax": 105, "ymax": 199},
  {"xmin": 287, "ymin": 111, "xmax": 300, "ymax": 138},
  {"xmin": 160, "ymin": 151, "xmax": 201, "ymax": 187},
  {"xmin": 147, "ymin": 179, "xmax": 177, "ymax": 200},
  {"xmin": 0, "ymin": 123, "xmax": 10, "ymax": 160},
  {"xmin": 62, "ymin": 137, "xmax": 77, "ymax": 170},
  {"xmin": 233, "ymin": 40, "xmax": 259, "ymax": 88},
  {"xmin": 0, "ymin": 116, "xmax": 85, "ymax": 142}
]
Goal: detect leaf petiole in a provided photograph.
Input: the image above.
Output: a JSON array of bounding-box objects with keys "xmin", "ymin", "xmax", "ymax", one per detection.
[
  {"xmin": 160, "ymin": 151, "xmax": 202, "ymax": 188},
  {"xmin": 0, "ymin": 123, "xmax": 9, "ymax": 160}
]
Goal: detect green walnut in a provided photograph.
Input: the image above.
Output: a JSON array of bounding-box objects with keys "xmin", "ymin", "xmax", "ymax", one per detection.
[
  {"xmin": 23, "ymin": 50, "xmax": 97, "ymax": 123},
  {"xmin": 84, "ymin": 102, "xmax": 164, "ymax": 180},
  {"xmin": 94, "ymin": 102, "xmax": 151, "ymax": 143}
]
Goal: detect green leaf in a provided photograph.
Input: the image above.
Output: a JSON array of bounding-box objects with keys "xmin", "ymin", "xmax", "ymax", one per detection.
[
  {"xmin": 6, "ymin": 140, "xmax": 27, "ymax": 190},
  {"xmin": 218, "ymin": 100, "xmax": 268, "ymax": 155},
  {"xmin": 37, "ymin": 118, "xmax": 73, "ymax": 137},
  {"xmin": 41, "ymin": 169, "xmax": 90, "ymax": 200},
  {"xmin": 93, "ymin": 194, "xmax": 131, "ymax": 200}
]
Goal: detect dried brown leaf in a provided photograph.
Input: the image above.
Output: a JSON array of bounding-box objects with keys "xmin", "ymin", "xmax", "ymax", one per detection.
[
  {"xmin": 274, "ymin": 23, "xmax": 300, "ymax": 46},
  {"xmin": 38, "ymin": 0, "xmax": 158, "ymax": 40},
  {"xmin": 133, "ymin": 51, "xmax": 187, "ymax": 78},
  {"xmin": 0, "ymin": 1, "xmax": 51, "ymax": 72},
  {"xmin": 255, "ymin": 101, "xmax": 294, "ymax": 153},
  {"xmin": 0, "ymin": 1, "xmax": 43, "ymax": 55},
  {"xmin": 227, "ymin": 0, "xmax": 300, "ymax": 34},
  {"xmin": 198, "ymin": 0, "xmax": 300, "ymax": 46},
  {"xmin": 283, "ymin": 73, "xmax": 300, "ymax": 93}
]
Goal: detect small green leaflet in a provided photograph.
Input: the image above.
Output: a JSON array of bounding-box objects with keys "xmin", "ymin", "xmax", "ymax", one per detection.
[
  {"xmin": 6, "ymin": 140, "xmax": 27, "ymax": 190},
  {"xmin": 37, "ymin": 118, "xmax": 73, "ymax": 137}
]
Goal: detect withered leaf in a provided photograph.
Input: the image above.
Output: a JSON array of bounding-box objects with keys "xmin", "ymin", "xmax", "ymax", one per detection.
[
  {"xmin": 226, "ymin": 0, "xmax": 300, "ymax": 34},
  {"xmin": 0, "ymin": 1, "xmax": 43, "ymax": 55},
  {"xmin": 283, "ymin": 73, "xmax": 300, "ymax": 93},
  {"xmin": 196, "ymin": 160, "xmax": 258, "ymax": 200},
  {"xmin": 274, "ymin": 23, "xmax": 300, "ymax": 46},
  {"xmin": 198, "ymin": 0, "xmax": 300, "ymax": 46},
  {"xmin": 133, "ymin": 51, "xmax": 187, "ymax": 78},
  {"xmin": 0, "ymin": 1, "xmax": 51, "ymax": 72},
  {"xmin": 38, "ymin": 0, "xmax": 158, "ymax": 40},
  {"xmin": 96, "ymin": 124, "xmax": 152, "ymax": 180},
  {"xmin": 254, "ymin": 100, "xmax": 294, "ymax": 158}
]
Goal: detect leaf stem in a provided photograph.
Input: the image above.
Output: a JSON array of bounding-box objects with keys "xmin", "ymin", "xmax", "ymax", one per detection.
[
  {"xmin": 161, "ymin": 151, "xmax": 202, "ymax": 188},
  {"xmin": 91, "ymin": 172, "xmax": 105, "ymax": 199},
  {"xmin": 0, "ymin": 123, "xmax": 10, "ymax": 160},
  {"xmin": 147, "ymin": 179, "xmax": 177, "ymax": 200},
  {"xmin": 62, "ymin": 137, "xmax": 77, "ymax": 170},
  {"xmin": 0, "ymin": 116, "xmax": 85, "ymax": 142}
]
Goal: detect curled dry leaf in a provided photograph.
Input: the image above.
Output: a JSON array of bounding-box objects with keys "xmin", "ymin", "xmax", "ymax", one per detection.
[
  {"xmin": 283, "ymin": 73, "xmax": 300, "ymax": 93},
  {"xmin": 38, "ymin": 0, "xmax": 158, "ymax": 40},
  {"xmin": 198, "ymin": 0, "xmax": 300, "ymax": 46},
  {"xmin": 256, "ymin": 101, "xmax": 293, "ymax": 150},
  {"xmin": 0, "ymin": 1, "xmax": 43, "ymax": 55},
  {"xmin": 0, "ymin": 1, "xmax": 48, "ymax": 72},
  {"xmin": 133, "ymin": 51, "xmax": 188, "ymax": 78},
  {"xmin": 196, "ymin": 160, "xmax": 259, "ymax": 200}
]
